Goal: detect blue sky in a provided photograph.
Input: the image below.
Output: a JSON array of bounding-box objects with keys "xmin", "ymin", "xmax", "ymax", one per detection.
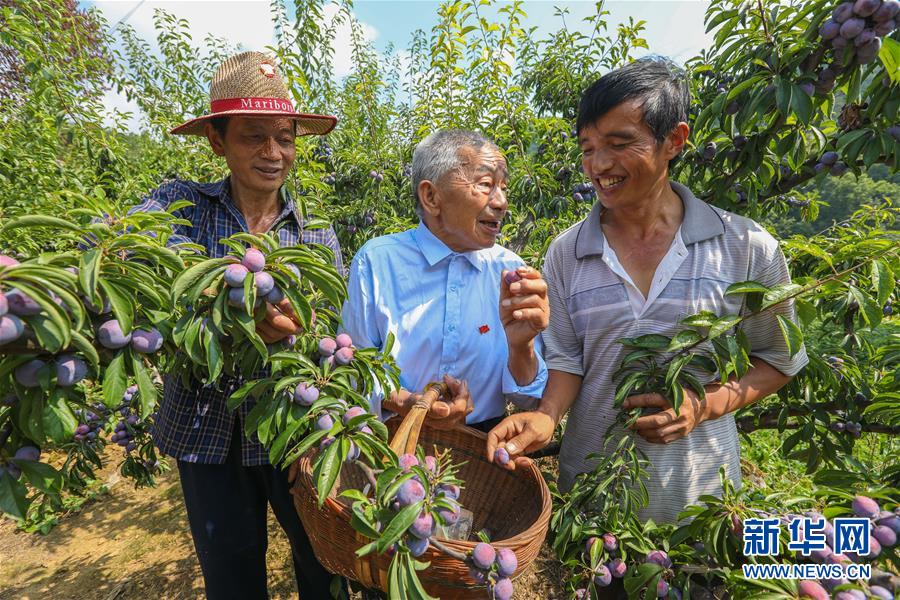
[{"xmin": 87, "ymin": 1, "xmax": 714, "ymax": 129}]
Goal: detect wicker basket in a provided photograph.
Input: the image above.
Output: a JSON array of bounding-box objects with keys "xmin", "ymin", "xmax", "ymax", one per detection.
[{"xmin": 291, "ymin": 385, "xmax": 552, "ymax": 599}]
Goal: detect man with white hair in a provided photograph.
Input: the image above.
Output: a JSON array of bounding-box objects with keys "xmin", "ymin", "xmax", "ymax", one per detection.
[{"xmin": 341, "ymin": 129, "xmax": 549, "ymax": 431}]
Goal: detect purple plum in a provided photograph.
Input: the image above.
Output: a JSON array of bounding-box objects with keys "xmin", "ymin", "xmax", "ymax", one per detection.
[
  {"xmin": 437, "ymin": 483, "xmax": 460, "ymax": 500},
  {"xmin": 874, "ymin": 18, "xmax": 897, "ymax": 35},
  {"xmin": 318, "ymin": 337, "xmax": 337, "ymax": 357},
  {"xmin": 254, "ymin": 271, "xmax": 275, "ymax": 296},
  {"xmin": 468, "ymin": 566, "xmax": 486, "ymax": 585},
  {"xmin": 853, "ymin": 495, "xmax": 880, "ymax": 518},
  {"xmin": 407, "ymin": 536, "xmax": 429, "ymax": 557},
  {"xmin": 97, "ymin": 320, "xmax": 132, "ymax": 349},
  {"xmin": 874, "ymin": 0, "xmax": 900, "ymax": 21},
  {"xmin": 315, "ymin": 414, "xmax": 334, "ymax": 431},
  {"xmin": 585, "ymin": 536, "xmax": 598, "ymax": 554},
  {"xmin": 646, "ymin": 550, "xmax": 672, "ymax": 569},
  {"xmin": 6, "ymin": 289, "xmax": 41, "ymax": 316},
  {"xmin": 131, "ymin": 328, "xmax": 163, "ymax": 353},
  {"xmin": 14, "ymin": 446, "xmax": 40, "ymax": 461},
  {"xmin": 346, "ymin": 442, "xmax": 360, "ymax": 462},
  {"xmin": 608, "ymin": 558, "xmax": 627, "ymax": 578},
  {"xmin": 227, "ymin": 287, "xmax": 246, "ymax": 308},
  {"xmin": 409, "ymin": 512, "xmax": 434, "ymax": 539},
  {"xmin": 496, "ymin": 547, "xmax": 517, "ymax": 577},
  {"xmin": 853, "ymin": 0, "xmax": 880, "ymax": 17},
  {"xmin": 342, "ymin": 406, "xmax": 366, "ymax": 424},
  {"xmin": 14, "ymin": 359, "xmax": 46, "ymax": 387},
  {"xmin": 504, "ymin": 270, "xmax": 522, "ymax": 285},
  {"xmin": 869, "ymin": 586, "xmax": 893, "ymax": 600},
  {"xmin": 0, "ymin": 292, "xmax": 6, "ymax": 316},
  {"xmin": 56, "ymin": 355, "xmax": 88, "ymax": 386},
  {"xmin": 471, "ymin": 542, "xmax": 496, "ymax": 569},
  {"xmin": 424, "ymin": 455, "xmax": 437, "ymax": 473},
  {"xmin": 265, "ymin": 286, "xmax": 285, "ymax": 304},
  {"xmin": 834, "ymin": 2, "xmax": 855, "ymax": 21},
  {"xmin": 0, "ymin": 315, "xmax": 24, "ymax": 345},
  {"xmin": 821, "ymin": 151, "xmax": 839, "ymax": 166},
  {"xmin": 241, "ymin": 248, "xmax": 266, "ymax": 273},
  {"xmin": 593, "ymin": 564, "xmax": 612, "ymax": 587},
  {"xmin": 657, "ymin": 580, "xmax": 669, "ymax": 598},
  {"xmin": 224, "ymin": 263, "xmax": 249, "ymax": 287},
  {"xmin": 840, "ymin": 17, "xmax": 866, "ymax": 38},
  {"xmin": 820, "ymin": 18, "xmax": 841, "ymax": 39},
  {"xmin": 335, "ymin": 333, "xmax": 353, "ymax": 348},
  {"xmin": 491, "ymin": 578, "xmax": 513, "ymax": 600},
  {"xmin": 396, "ymin": 479, "xmax": 425, "ymax": 506},
  {"xmin": 602, "ymin": 533, "xmax": 618, "ymax": 552},
  {"xmin": 437, "ymin": 502, "xmax": 460, "ymax": 525},
  {"xmin": 399, "ymin": 454, "xmax": 419, "ymax": 471},
  {"xmin": 335, "ymin": 347, "xmax": 354, "ymax": 365},
  {"xmin": 0, "ymin": 254, "xmax": 19, "ymax": 267},
  {"xmin": 873, "ymin": 525, "xmax": 896, "ymax": 547},
  {"xmin": 854, "ymin": 28, "xmax": 877, "ymax": 47},
  {"xmin": 494, "ymin": 447, "xmax": 510, "ymax": 466},
  {"xmin": 293, "ymin": 383, "xmax": 319, "ymax": 406}
]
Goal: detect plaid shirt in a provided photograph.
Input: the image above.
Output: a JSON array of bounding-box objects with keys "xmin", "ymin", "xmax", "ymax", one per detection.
[{"xmin": 130, "ymin": 177, "xmax": 343, "ymax": 466}]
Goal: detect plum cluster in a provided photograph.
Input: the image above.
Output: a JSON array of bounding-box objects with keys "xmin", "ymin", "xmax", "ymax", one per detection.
[
  {"xmin": 223, "ymin": 248, "xmax": 284, "ymax": 310},
  {"xmin": 467, "ymin": 541, "xmax": 517, "ymax": 600},
  {"xmin": 14, "ymin": 354, "xmax": 88, "ymax": 388},
  {"xmin": 571, "ymin": 182, "xmax": 597, "ymax": 203},
  {"xmin": 73, "ymin": 405, "xmax": 108, "ymax": 444},
  {"xmin": 813, "ymin": 151, "xmax": 850, "ymax": 177},
  {"xmin": 0, "ymin": 256, "xmax": 26, "ymax": 345},
  {"xmin": 820, "ymin": 1, "xmax": 898, "ymax": 66},
  {"xmin": 368, "ymin": 170, "xmax": 384, "ymax": 183},
  {"xmin": 316, "ymin": 333, "xmax": 355, "ymax": 369},
  {"xmin": 574, "ymin": 536, "xmax": 680, "ymax": 599},
  {"xmin": 0, "ymin": 445, "xmax": 40, "ymax": 480}
]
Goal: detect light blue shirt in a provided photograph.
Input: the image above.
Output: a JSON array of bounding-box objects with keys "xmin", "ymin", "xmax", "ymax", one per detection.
[{"xmin": 340, "ymin": 222, "xmax": 548, "ymax": 423}]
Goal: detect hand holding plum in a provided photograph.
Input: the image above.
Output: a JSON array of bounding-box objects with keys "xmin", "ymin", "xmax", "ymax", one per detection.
[
  {"xmin": 624, "ymin": 389, "xmax": 705, "ymax": 444},
  {"xmin": 485, "ymin": 410, "xmax": 556, "ymax": 471},
  {"xmin": 256, "ymin": 297, "xmax": 303, "ymax": 343},
  {"xmin": 499, "ymin": 266, "xmax": 549, "ymax": 350}
]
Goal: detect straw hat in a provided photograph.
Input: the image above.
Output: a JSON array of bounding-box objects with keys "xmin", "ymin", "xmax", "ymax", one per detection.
[{"xmin": 170, "ymin": 51, "xmax": 336, "ymax": 136}]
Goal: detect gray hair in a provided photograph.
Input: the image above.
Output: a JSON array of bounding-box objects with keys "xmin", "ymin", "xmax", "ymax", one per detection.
[{"xmin": 411, "ymin": 130, "xmax": 499, "ymax": 216}]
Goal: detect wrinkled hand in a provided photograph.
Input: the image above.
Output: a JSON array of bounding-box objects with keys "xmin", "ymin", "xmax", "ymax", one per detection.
[
  {"xmin": 500, "ymin": 266, "xmax": 549, "ymax": 350},
  {"xmin": 624, "ymin": 390, "xmax": 705, "ymax": 444},
  {"xmin": 256, "ymin": 298, "xmax": 303, "ymax": 344},
  {"xmin": 485, "ymin": 411, "xmax": 555, "ymax": 471},
  {"xmin": 421, "ymin": 374, "xmax": 472, "ymax": 430}
]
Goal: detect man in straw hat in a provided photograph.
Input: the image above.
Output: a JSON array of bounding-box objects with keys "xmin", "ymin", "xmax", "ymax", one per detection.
[{"xmin": 130, "ymin": 51, "xmax": 344, "ymax": 598}]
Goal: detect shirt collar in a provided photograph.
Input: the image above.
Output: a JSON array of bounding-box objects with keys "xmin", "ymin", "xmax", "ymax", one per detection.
[
  {"xmin": 200, "ymin": 176, "xmax": 301, "ymax": 227},
  {"xmin": 413, "ymin": 222, "xmax": 485, "ymax": 271},
  {"xmin": 574, "ymin": 180, "xmax": 725, "ymax": 259}
]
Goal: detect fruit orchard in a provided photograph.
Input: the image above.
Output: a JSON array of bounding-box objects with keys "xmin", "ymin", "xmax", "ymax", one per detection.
[{"xmin": 0, "ymin": 0, "xmax": 899, "ymax": 599}]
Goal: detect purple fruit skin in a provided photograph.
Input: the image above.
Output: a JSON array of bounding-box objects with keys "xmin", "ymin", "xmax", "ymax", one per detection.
[
  {"xmin": 0, "ymin": 315, "xmax": 24, "ymax": 344},
  {"xmin": 131, "ymin": 328, "xmax": 163, "ymax": 353},
  {"xmin": 471, "ymin": 542, "xmax": 496, "ymax": 569},
  {"xmin": 409, "ymin": 512, "xmax": 434, "ymax": 539},
  {"xmin": 335, "ymin": 347, "xmax": 354, "ymax": 365},
  {"xmin": 293, "ymin": 383, "xmax": 319, "ymax": 406},
  {"xmin": 593, "ymin": 564, "xmax": 612, "ymax": 587},
  {"xmin": 821, "ymin": 151, "xmax": 839, "ymax": 166},
  {"xmin": 14, "ymin": 446, "xmax": 40, "ymax": 461},
  {"xmin": 840, "ymin": 17, "xmax": 866, "ymax": 38},
  {"xmin": 799, "ymin": 82, "xmax": 815, "ymax": 96},
  {"xmin": 646, "ymin": 550, "xmax": 672, "ymax": 569},
  {"xmin": 873, "ymin": 525, "xmax": 897, "ymax": 547},
  {"xmin": 315, "ymin": 414, "xmax": 334, "ymax": 431},
  {"xmin": 407, "ymin": 536, "xmax": 429, "ymax": 557},
  {"xmin": 56, "ymin": 355, "xmax": 88, "ymax": 386},
  {"xmin": 608, "ymin": 558, "xmax": 627, "ymax": 578},
  {"xmin": 399, "ymin": 453, "xmax": 419, "ymax": 471},
  {"xmin": 318, "ymin": 337, "xmax": 337, "ymax": 356},
  {"xmin": 265, "ymin": 286, "xmax": 285, "ymax": 304},
  {"xmin": 821, "ymin": 19, "xmax": 841, "ymax": 39},
  {"xmin": 874, "ymin": 0, "xmax": 900, "ymax": 21},
  {"xmin": 852, "ymin": 495, "xmax": 880, "ymax": 518},
  {"xmin": 602, "ymin": 533, "xmax": 618, "ymax": 552},
  {"xmin": 437, "ymin": 503, "xmax": 460, "ymax": 525},
  {"xmin": 574, "ymin": 589, "xmax": 589, "ymax": 600},
  {"xmin": 254, "ymin": 271, "xmax": 275, "ymax": 296},
  {"xmin": 75, "ymin": 424, "xmax": 90, "ymax": 435},
  {"xmin": 437, "ymin": 483, "xmax": 460, "ymax": 500},
  {"xmin": 492, "ymin": 578, "xmax": 513, "ymax": 600},
  {"xmin": 0, "ymin": 254, "xmax": 19, "ymax": 267},
  {"xmin": 424, "ymin": 455, "xmax": 437, "ymax": 473},
  {"xmin": 342, "ymin": 406, "xmax": 366, "ymax": 424},
  {"xmin": 468, "ymin": 566, "xmax": 487, "ymax": 585},
  {"xmin": 346, "ymin": 442, "xmax": 360, "ymax": 462},
  {"xmin": 15, "ymin": 359, "xmax": 46, "ymax": 387},
  {"xmin": 241, "ymin": 248, "xmax": 266, "ymax": 273},
  {"xmin": 834, "ymin": 2, "xmax": 855, "ymax": 21},
  {"xmin": 396, "ymin": 479, "xmax": 425, "ymax": 506},
  {"xmin": 504, "ymin": 270, "xmax": 522, "ymax": 285},
  {"xmin": 868, "ymin": 537, "xmax": 882, "ymax": 557},
  {"xmin": 585, "ymin": 536, "xmax": 598, "ymax": 554},
  {"xmin": 319, "ymin": 436, "xmax": 335, "ymax": 451},
  {"xmin": 874, "ymin": 18, "xmax": 897, "ymax": 35},
  {"xmin": 857, "ymin": 38, "xmax": 882, "ymax": 62},
  {"xmin": 852, "ymin": 0, "xmax": 880, "ymax": 18},
  {"xmin": 854, "ymin": 29, "xmax": 876, "ymax": 47},
  {"xmin": 494, "ymin": 447, "xmax": 510, "ymax": 465},
  {"xmin": 224, "ymin": 263, "xmax": 249, "ymax": 287},
  {"xmin": 878, "ymin": 514, "xmax": 900, "ymax": 534},
  {"xmin": 0, "ymin": 292, "xmax": 6, "ymax": 316},
  {"xmin": 6, "ymin": 289, "xmax": 41, "ymax": 316},
  {"xmin": 496, "ymin": 547, "xmax": 518, "ymax": 577},
  {"xmin": 227, "ymin": 287, "xmax": 247, "ymax": 308},
  {"xmin": 869, "ymin": 586, "xmax": 893, "ymax": 600},
  {"xmin": 657, "ymin": 580, "xmax": 669, "ymax": 598},
  {"xmin": 98, "ymin": 320, "xmax": 132, "ymax": 349},
  {"xmin": 335, "ymin": 333, "xmax": 353, "ymax": 348}
]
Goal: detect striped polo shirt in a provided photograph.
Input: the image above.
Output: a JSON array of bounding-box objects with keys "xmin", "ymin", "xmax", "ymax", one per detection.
[{"xmin": 543, "ymin": 181, "xmax": 808, "ymax": 523}]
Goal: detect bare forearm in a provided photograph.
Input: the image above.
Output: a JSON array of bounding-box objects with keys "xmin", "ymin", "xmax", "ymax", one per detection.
[
  {"xmin": 508, "ymin": 342, "xmax": 538, "ymax": 386},
  {"xmin": 537, "ymin": 369, "xmax": 583, "ymax": 424},
  {"xmin": 699, "ymin": 358, "xmax": 791, "ymax": 422}
]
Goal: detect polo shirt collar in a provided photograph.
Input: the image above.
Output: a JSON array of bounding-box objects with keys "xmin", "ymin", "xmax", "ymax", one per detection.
[
  {"xmin": 201, "ymin": 176, "xmax": 302, "ymax": 227},
  {"xmin": 413, "ymin": 222, "xmax": 484, "ymax": 271},
  {"xmin": 574, "ymin": 180, "xmax": 725, "ymax": 259}
]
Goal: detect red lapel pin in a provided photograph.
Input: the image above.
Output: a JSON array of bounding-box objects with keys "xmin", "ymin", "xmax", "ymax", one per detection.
[{"xmin": 479, "ymin": 324, "xmax": 490, "ymax": 334}]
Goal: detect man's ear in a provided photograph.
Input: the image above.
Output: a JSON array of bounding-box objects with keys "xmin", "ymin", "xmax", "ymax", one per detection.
[
  {"xmin": 417, "ymin": 180, "xmax": 440, "ymax": 216},
  {"xmin": 205, "ymin": 122, "xmax": 226, "ymax": 157},
  {"xmin": 665, "ymin": 122, "xmax": 691, "ymax": 160}
]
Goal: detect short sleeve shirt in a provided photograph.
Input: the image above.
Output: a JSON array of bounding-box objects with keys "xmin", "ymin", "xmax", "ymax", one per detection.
[{"xmin": 543, "ymin": 181, "xmax": 808, "ymax": 523}]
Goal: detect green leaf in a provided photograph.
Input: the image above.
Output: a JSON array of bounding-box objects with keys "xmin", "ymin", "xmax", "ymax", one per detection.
[
  {"xmin": 102, "ymin": 350, "xmax": 127, "ymax": 408},
  {"xmin": 708, "ymin": 315, "xmax": 742, "ymax": 340},
  {"xmin": 42, "ymin": 393, "xmax": 77, "ymax": 443},
  {"xmin": 171, "ymin": 258, "xmax": 231, "ymax": 305},
  {"xmin": 848, "ymin": 286, "xmax": 882, "ymax": 327},
  {"xmin": 0, "ymin": 215, "xmax": 82, "ymax": 234},
  {"xmin": 776, "ymin": 315, "xmax": 804, "ymax": 358},
  {"xmin": 618, "ymin": 334, "xmax": 670, "ymax": 350},
  {"xmin": 377, "ymin": 502, "xmax": 422, "ymax": 553},
  {"xmin": 725, "ymin": 281, "xmax": 769, "ymax": 296},
  {"xmin": 18, "ymin": 460, "xmax": 63, "ymax": 494},
  {"xmin": 775, "ymin": 77, "xmax": 792, "ymax": 118},
  {"xmin": 0, "ymin": 472, "xmax": 29, "ymax": 520},
  {"xmin": 313, "ymin": 438, "xmax": 342, "ymax": 505},
  {"xmin": 871, "ymin": 259, "xmax": 894, "ymax": 306},
  {"xmin": 667, "ymin": 330, "xmax": 702, "ymax": 351},
  {"xmin": 132, "ymin": 352, "xmax": 157, "ymax": 419},
  {"xmin": 79, "ymin": 247, "xmax": 103, "ymax": 304},
  {"xmin": 283, "ymin": 429, "xmax": 329, "ymax": 466},
  {"xmin": 880, "ymin": 37, "xmax": 900, "ymax": 84},
  {"xmin": 99, "ymin": 279, "xmax": 134, "ymax": 335},
  {"xmin": 790, "ymin": 83, "xmax": 813, "ymax": 125}
]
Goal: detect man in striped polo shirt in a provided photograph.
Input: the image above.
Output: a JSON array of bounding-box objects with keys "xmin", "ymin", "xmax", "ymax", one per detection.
[{"xmin": 487, "ymin": 58, "xmax": 808, "ymax": 524}]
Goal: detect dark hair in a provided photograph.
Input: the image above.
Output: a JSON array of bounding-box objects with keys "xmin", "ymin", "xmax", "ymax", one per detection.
[
  {"xmin": 576, "ymin": 57, "xmax": 690, "ymax": 145},
  {"xmin": 210, "ymin": 116, "xmax": 229, "ymax": 138}
]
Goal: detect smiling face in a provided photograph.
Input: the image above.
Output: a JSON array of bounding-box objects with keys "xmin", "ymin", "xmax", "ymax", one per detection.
[
  {"xmin": 579, "ymin": 99, "xmax": 688, "ymax": 211},
  {"xmin": 206, "ymin": 116, "xmax": 297, "ymax": 197},
  {"xmin": 418, "ymin": 145, "xmax": 509, "ymax": 253}
]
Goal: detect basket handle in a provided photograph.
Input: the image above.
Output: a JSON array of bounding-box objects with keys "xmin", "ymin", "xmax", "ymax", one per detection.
[{"xmin": 388, "ymin": 381, "xmax": 450, "ymax": 456}]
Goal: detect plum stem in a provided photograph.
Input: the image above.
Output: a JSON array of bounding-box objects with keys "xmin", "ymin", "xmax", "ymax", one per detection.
[{"xmin": 429, "ymin": 537, "xmax": 468, "ymax": 562}]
